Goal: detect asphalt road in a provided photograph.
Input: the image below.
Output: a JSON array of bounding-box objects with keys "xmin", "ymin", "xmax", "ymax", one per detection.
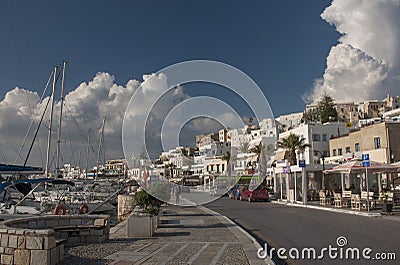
[{"xmin": 205, "ymin": 197, "xmax": 400, "ymax": 265}]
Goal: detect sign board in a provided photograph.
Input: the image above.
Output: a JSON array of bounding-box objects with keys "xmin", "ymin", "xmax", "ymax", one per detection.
[
  {"xmin": 298, "ymin": 160, "xmax": 306, "ymax": 168},
  {"xmin": 362, "ymin": 154, "xmax": 370, "ymax": 167},
  {"xmin": 283, "ymin": 166, "xmax": 291, "ymax": 174}
]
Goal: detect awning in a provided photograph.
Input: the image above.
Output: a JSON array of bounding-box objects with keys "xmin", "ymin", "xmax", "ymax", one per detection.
[{"xmin": 324, "ymin": 159, "xmax": 400, "ymax": 175}]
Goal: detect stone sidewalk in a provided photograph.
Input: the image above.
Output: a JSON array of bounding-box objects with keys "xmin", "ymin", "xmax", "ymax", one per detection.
[{"xmin": 63, "ymin": 205, "xmax": 274, "ymax": 265}]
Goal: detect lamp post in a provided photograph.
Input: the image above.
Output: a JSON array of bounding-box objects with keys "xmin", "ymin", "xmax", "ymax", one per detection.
[{"xmin": 314, "ymin": 150, "xmax": 326, "ymax": 190}]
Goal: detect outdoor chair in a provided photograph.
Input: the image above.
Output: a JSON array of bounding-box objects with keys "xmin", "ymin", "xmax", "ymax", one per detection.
[
  {"xmin": 333, "ymin": 193, "xmax": 341, "ymax": 207},
  {"xmin": 342, "ymin": 191, "xmax": 352, "ymax": 198},
  {"xmin": 319, "ymin": 191, "xmax": 329, "ymax": 206},
  {"xmin": 334, "ymin": 193, "xmax": 349, "ymax": 208},
  {"xmin": 361, "ymin": 191, "xmax": 376, "ymax": 210},
  {"xmin": 351, "ymin": 194, "xmax": 361, "ymax": 210},
  {"xmin": 393, "ymin": 190, "xmax": 400, "ymax": 205}
]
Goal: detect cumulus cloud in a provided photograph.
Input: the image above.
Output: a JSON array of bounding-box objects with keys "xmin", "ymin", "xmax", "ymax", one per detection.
[
  {"xmin": 305, "ymin": 0, "xmax": 400, "ymax": 103},
  {"xmin": 0, "ymin": 72, "xmax": 194, "ymax": 168}
]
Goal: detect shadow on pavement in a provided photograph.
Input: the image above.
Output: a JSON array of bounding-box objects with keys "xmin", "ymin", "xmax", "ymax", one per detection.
[{"xmin": 155, "ymin": 231, "xmax": 191, "ymax": 237}]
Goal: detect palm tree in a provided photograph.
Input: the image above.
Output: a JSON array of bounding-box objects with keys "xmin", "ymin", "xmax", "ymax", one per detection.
[
  {"xmin": 238, "ymin": 142, "xmax": 249, "ymax": 154},
  {"xmin": 249, "ymin": 143, "xmax": 262, "ymax": 163},
  {"xmin": 277, "ymin": 134, "xmax": 310, "ymax": 166}
]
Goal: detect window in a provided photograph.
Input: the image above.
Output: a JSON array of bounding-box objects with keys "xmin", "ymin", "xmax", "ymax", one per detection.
[
  {"xmin": 338, "ymin": 148, "xmax": 343, "ymax": 156},
  {"xmin": 346, "ymin": 146, "xmax": 351, "ymax": 153},
  {"xmin": 374, "ymin": 137, "xmax": 381, "ymax": 149},
  {"xmin": 355, "ymin": 143, "xmax": 360, "ymax": 152},
  {"xmin": 323, "ymin": 151, "xmax": 329, "ymax": 157},
  {"xmin": 322, "ymin": 134, "xmax": 327, "ymax": 142},
  {"xmin": 312, "ymin": 134, "xmax": 321, "ymax": 141},
  {"xmin": 333, "ymin": 149, "xmax": 337, "ymax": 156}
]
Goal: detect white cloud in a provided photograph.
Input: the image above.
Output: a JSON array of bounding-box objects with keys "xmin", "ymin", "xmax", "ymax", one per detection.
[
  {"xmin": 305, "ymin": 44, "xmax": 388, "ymax": 102},
  {"xmin": 0, "ymin": 72, "xmax": 193, "ymax": 168},
  {"xmin": 305, "ymin": 0, "xmax": 400, "ymax": 103}
]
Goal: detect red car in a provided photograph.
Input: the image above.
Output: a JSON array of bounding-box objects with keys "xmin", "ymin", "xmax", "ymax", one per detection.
[{"xmin": 239, "ymin": 185, "xmax": 269, "ymax": 202}]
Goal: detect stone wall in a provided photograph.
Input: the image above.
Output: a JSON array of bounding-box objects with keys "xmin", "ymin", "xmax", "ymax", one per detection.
[
  {"xmin": 117, "ymin": 195, "xmax": 136, "ymax": 222},
  {"xmin": 0, "ymin": 215, "xmax": 109, "ymax": 265}
]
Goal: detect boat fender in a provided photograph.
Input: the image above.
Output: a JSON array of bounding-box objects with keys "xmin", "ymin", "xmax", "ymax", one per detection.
[
  {"xmin": 53, "ymin": 204, "xmax": 67, "ymax": 215},
  {"xmin": 79, "ymin": 204, "xmax": 89, "ymax": 214}
]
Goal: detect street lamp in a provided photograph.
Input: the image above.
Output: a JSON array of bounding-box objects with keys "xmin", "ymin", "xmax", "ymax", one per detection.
[{"xmin": 314, "ymin": 150, "xmax": 326, "ymax": 190}]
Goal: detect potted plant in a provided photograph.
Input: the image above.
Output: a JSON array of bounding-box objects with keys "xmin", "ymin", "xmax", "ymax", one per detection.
[
  {"xmin": 382, "ymin": 192, "xmax": 393, "ymax": 213},
  {"xmin": 133, "ymin": 189, "xmax": 162, "ymax": 216},
  {"xmin": 127, "ymin": 188, "xmax": 163, "ymax": 237}
]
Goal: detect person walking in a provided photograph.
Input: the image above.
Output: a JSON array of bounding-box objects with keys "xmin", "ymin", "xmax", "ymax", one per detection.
[{"xmin": 174, "ymin": 185, "xmax": 181, "ymax": 204}]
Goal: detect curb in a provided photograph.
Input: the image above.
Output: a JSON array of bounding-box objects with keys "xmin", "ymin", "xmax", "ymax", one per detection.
[
  {"xmin": 271, "ymin": 200, "xmax": 382, "ymax": 217},
  {"xmin": 198, "ymin": 205, "xmax": 275, "ymax": 265}
]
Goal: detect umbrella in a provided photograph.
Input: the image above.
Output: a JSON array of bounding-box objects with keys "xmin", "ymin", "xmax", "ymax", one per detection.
[
  {"xmin": 323, "ymin": 159, "xmax": 399, "ymax": 175},
  {"xmin": 323, "ymin": 159, "xmax": 400, "ymax": 208}
]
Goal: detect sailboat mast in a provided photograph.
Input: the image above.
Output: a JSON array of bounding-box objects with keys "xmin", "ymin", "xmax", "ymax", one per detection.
[
  {"xmin": 85, "ymin": 129, "xmax": 91, "ymax": 180},
  {"xmin": 45, "ymin": 66, "xmax": 58, "ymax": 177},
  {"xmin": 56, "ymin": 61, "xmax": 67, "ymax": 177},
  {"xmin": 96, "ymin": 116, "xmax": 106, "ymax": 179}
]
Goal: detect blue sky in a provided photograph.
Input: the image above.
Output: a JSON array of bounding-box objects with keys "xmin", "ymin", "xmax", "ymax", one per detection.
[
  {"xmin": 0, "ymin": 0, "xmax": 338, "ymax": 116},
  {"xmin": 2, "ymin": 0, "xmax": 399, "ymax": 166}
]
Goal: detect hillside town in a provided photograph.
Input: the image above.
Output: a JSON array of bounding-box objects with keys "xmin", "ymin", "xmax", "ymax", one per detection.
[{"xmin": 58, "ymin": 94, "xmax": 400, "ymax": 205}]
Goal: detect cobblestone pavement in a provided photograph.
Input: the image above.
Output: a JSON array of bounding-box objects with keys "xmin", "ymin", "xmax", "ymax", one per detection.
[{"xmin": 62, "ymin": 205, "xmax": 273, "ymax": 265}]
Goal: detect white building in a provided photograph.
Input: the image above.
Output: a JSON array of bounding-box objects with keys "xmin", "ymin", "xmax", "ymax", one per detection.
[
  {"xmin": 275, "ymin": 112, "xmax": 303, "ymax": 131},
  {"xmin": 272, "ymin": 122, "xmax": 350, "ymax": 202},
  {"xmin": 276, "ymin": 122, "xmax": 350, "ymax": 165}
]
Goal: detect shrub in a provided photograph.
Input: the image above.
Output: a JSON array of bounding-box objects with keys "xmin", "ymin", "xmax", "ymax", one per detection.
[{"xmin": 134, "ymin": 189, "xmax": 162, "ymax": 215}]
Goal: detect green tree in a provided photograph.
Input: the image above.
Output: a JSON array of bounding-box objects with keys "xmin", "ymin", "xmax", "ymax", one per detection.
[
  {"xmin": 318, "ymin": 94, "xmax": 338, "ymax": 123},
  {"xmin": 238, "ymin": 142, "xmax": 249, "ymax": 153},
  {"xmin": 249, "ymin": 143, "xmax": 263, "ymax": 163},
  {"xmin": 302, "ymin": 94, "xmax": 338, "ymax": 123},
  {"xmin": 302, "ymin": 108, "xmax": 320, "ymax": 123},
  {"xmin": 277, "ymin": 134, "xmax": 310, "ymax": 165},
  {"xmin": 165, "ymin": 163, "xmax": 176, "ymax": 178}
]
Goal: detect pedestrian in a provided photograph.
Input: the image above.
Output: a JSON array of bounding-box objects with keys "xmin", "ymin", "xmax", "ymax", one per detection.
[{"xmin": 175, "ymin": 185, "xmax": 181, "ymax": 204}]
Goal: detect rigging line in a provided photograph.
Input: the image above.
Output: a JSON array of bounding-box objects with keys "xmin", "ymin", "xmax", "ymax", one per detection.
[
  {"xmin": 15, "ymin": 71, "xmax": 53, "ymax": 164},
  {"xmin": 63, "ymin": 104, "xmax": 96, "ymax": 152},
  {"xmin": 66, "ymin": 118, "xmax": 77, "ymax": 166},
  {"xmin": 0, "ymin": 141, "xmax": 7, "ymax": 163},
  {"xmin": 63, "ymin": 104, "xmax": 87, "ymax": 142},
  {"xmin": 24, "ymin": 69, "xmax": 62, "ymax": 167},
  {"xmin": 36, "ymin": 134, "xmax": 44, "ymax": 167},
  {"xmin": 49, "ymin": 148, "xmax": 57, "ymax": 174},
  {"xmin": 0, "ymin": 129, "xmax": 20, "ymax": 156},
  {"xmin": 23, "ymin": 88, "xmax": 52, "ymax": 166}
]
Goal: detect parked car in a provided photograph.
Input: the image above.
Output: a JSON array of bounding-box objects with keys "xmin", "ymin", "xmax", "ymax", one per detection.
[
  {"xmin": 228, "ymin": 185, "xmax": 245, "ymax": 200},
  {"xmin": 210, "ymin": 185, "xmax": 228, "ymax": 196},
  {"xmin": 239, "ymin": 185, "xmax": 269, "ymax": 202}
]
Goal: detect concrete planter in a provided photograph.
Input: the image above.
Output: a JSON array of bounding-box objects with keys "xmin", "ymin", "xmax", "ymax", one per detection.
[
  {"xmin": 127, "ymin": 212, "xmax": 155, "ymax": 238},
  {"xmin": 126, "ymin": 208, "xmax": 162, "ymax": 237}
]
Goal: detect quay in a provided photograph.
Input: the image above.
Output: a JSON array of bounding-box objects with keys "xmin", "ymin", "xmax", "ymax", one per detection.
[{"xmin": 63, "ymin": 205, "xmax": 273, "ymax": 265}]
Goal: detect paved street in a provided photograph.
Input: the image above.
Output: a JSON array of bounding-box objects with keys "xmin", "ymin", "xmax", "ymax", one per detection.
[
  {"xmin": 206, "ymin": 197, "xmax": 400, "ymax": 265},
  {"xmin": 64, "ymin": 204, "xmax": 271, "ymax": 264}
]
